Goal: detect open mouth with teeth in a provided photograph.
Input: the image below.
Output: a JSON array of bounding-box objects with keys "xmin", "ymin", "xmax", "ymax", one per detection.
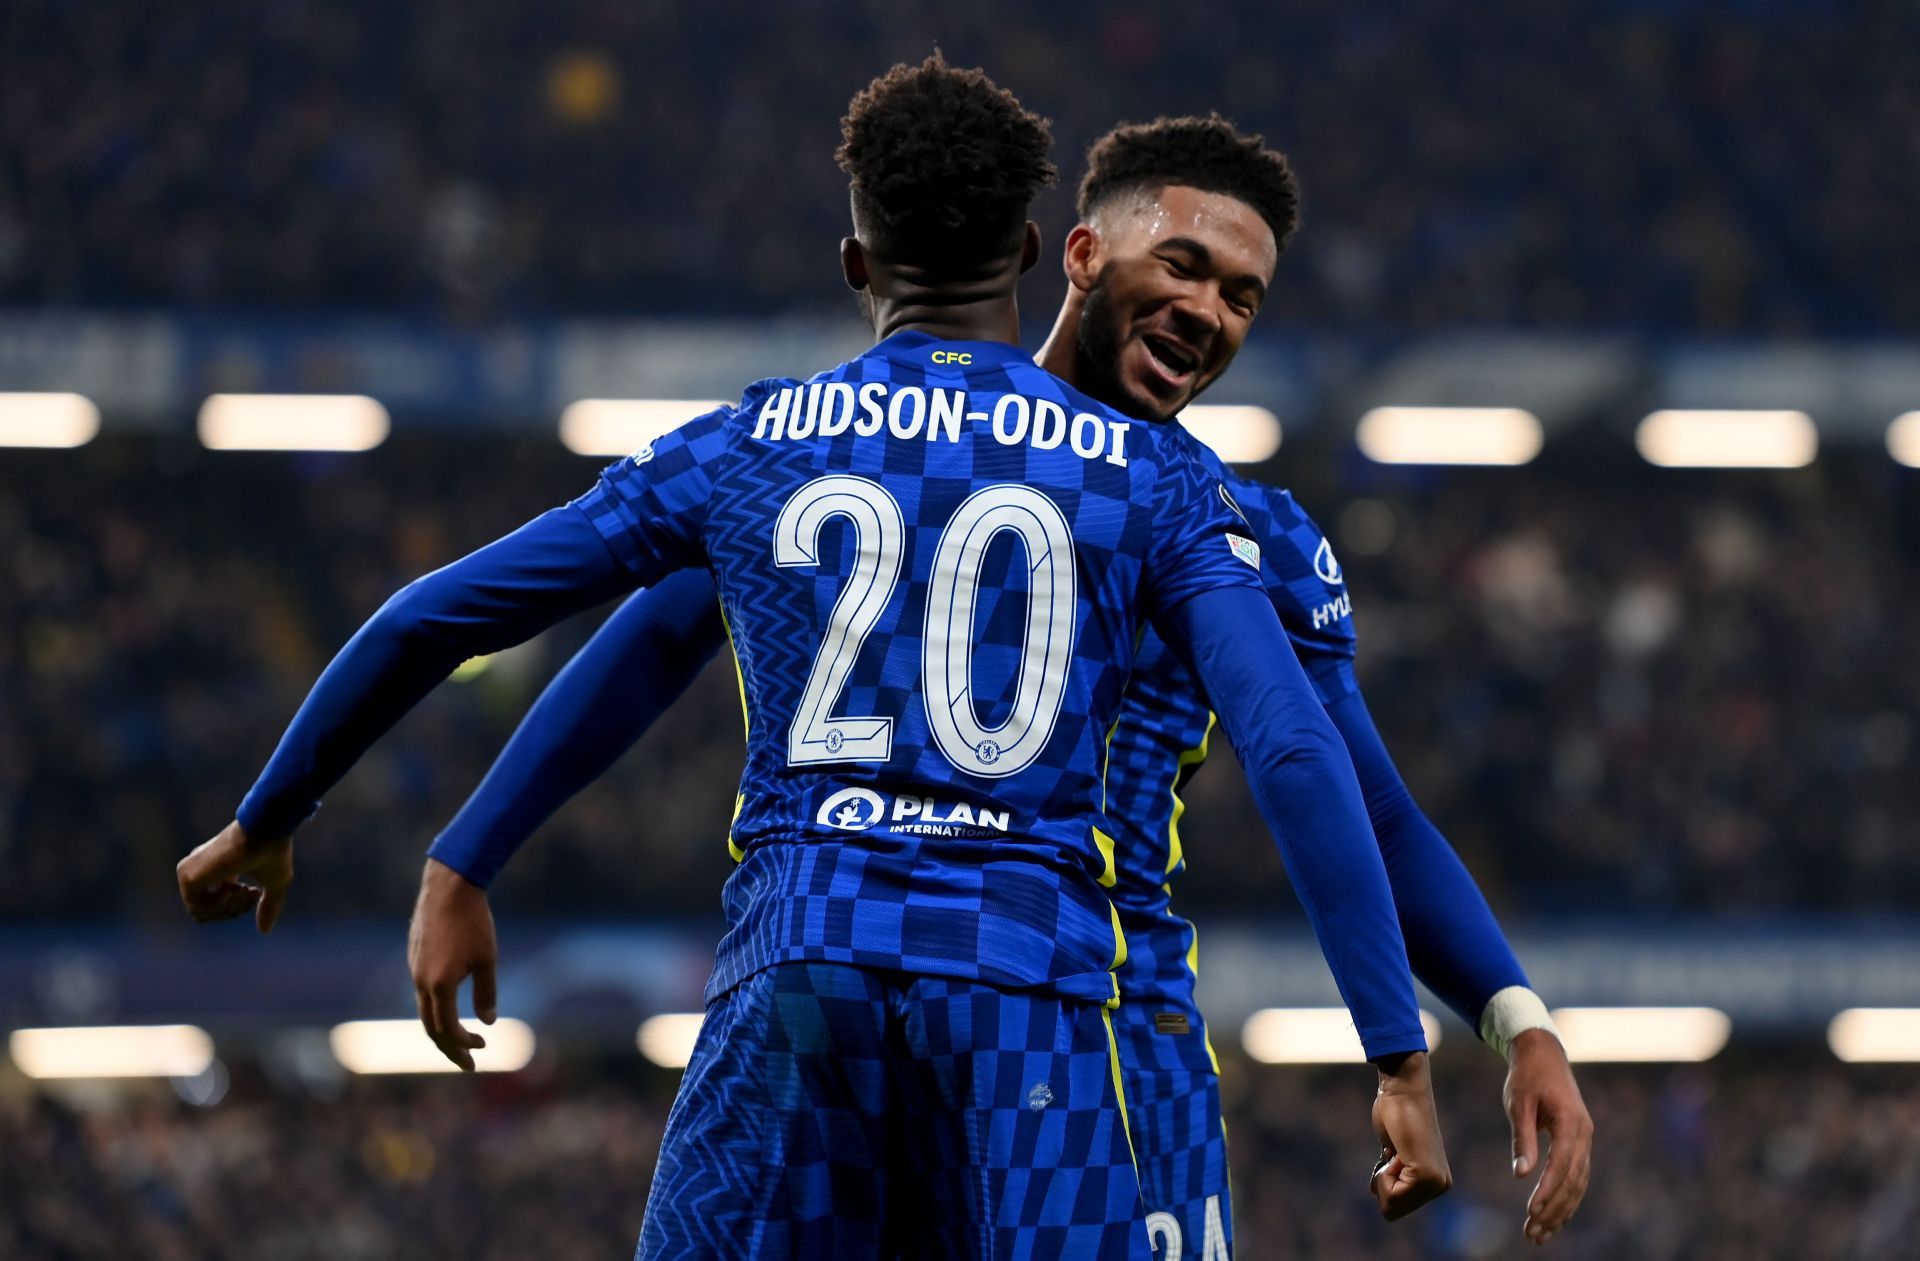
[{"xmin": 1139, "ymin": 334, "xmax": 1201, "ymax": 392}]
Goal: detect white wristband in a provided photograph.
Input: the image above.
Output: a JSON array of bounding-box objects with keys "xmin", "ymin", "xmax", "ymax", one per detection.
[{"xmin": 1478, "ymin": 986, "xmax": 1560, "ymax": 1063}]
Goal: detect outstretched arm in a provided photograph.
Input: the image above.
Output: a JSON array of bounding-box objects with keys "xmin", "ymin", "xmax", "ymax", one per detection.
[
  {"xmin": 1326, "ymin": 685, "xmax": 1592, "ymax": 1245},
  {"xmin": 1322, "ymin": 688, "xmax": 1527, "ymax": 1025},
  {"xmin": 405, "ymin": 569, "xmax": 726, "ymax": 1070},
  {"xmin": 177, "ymin": 505, "xmax": 637, "ymax": 930},
  {"xmin": 1159, "ymin": 586, "xmax": 1451, "ymax": 1220},
  {"xmin": 427, "ymin": 568, "xmax": 726, "ymax": 888}
]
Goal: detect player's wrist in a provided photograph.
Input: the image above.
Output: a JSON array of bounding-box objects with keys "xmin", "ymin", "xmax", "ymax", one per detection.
[
  {"xmin": 1372, "ymin": 1048, "xmax": 1430, "ymax": 1088},
  {"xmin": 1477, "ymin": 985, "xmax": 1560, "ymax": 1062},
  {"xmin": 422, "ymin": 855, "xmax": 486, "ymax": 898}
]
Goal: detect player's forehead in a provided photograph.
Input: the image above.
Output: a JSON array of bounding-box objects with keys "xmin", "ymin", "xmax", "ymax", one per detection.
[{"xmin": 1092, "ymin": 183, "xmax": 1278, "ymax": 279}]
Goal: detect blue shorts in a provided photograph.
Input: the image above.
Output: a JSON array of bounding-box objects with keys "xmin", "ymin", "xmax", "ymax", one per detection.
[
  {"xmin": 1110, "ymin": 1000, "xmax": 1234, "ymax": 1260},
  {"xmin": 636, "ymin": 961, "xmax": 1150, "ymax": 1260}
]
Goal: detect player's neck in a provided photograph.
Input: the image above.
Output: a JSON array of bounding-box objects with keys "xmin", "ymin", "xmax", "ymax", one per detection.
[
  {"xmin": 1034, "ymin": 292, "xmax": 1084, "ymax": 387},
  {"xmin": 871, "ymin": 298, "xmax": 1022, "ymax": 347}
]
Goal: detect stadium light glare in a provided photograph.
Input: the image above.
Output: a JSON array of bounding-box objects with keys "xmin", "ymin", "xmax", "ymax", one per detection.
[
  {"xmin": 636, "ymin": 1013, "xmax": 705, "ymax": 1069},
  {"xmin": 0, "ymin": 392, "xmax": 101, "ymax": 448},
  {"xmin": 1828, "ymin": 1008, "xmax": 1920, "ymax": 1063},
  {"xmin": 198, "ymin": 394, "xmax": 390, "ymax": 452},
  {"xmin": 1354, "ymin": 407, "xmax": 1543, "ymax": 466},
  {"xmin": 1634, "ymin": 410, "xmax": 1816, "ymax": 469},
  {"xmin": 1241, "ymin": 1008, "xmax": 1443, "ymax": 1065},
  {"xmin": 1549, "ymin": 1007, "xmax": 1731, "ymax": 1062},
  {"xmin": 7, "ymin": 1024, "xmax": 214, "ymax": 1079},
  {"xmin": 1887, "ymin": 413, "xmax": 1920, "ymax": 469},
  {"xmin": 328, "ymin": 1019, "xmax": 535, "ymax": 1074},
  {"xmin": 559, "ymin": 399, "xmax": 727, "ymax": 457},
  {"xmin": 1177, "ymin": 405, "xmax": 1282, "ymax": 464}
]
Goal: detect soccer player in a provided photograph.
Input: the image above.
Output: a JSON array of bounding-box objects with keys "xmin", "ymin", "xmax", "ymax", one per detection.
[
  {"xmin": 414, "ymin": 117, "xmax": 1591, "ymax": 1255},
  {"xmin": 176, "ymin": 58, "xmax": 1449, "ymax": 1258}
]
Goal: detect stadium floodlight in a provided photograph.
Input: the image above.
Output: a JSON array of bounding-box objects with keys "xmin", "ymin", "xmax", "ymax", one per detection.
[
  {"xmin": 0, "ymin": 392, "xmax": 101, "ymax": 448},
  {"xmin": 198, "ymin": 394, "xmax": 390, "ymax": 452},
  {"xmin": 1548, "ymin": 1007, "xmax": 1731, "ymax": 1062},
  {"xmin": 1828, "ymin": 1008, "xmax": 1920, "ymax": 1063},
  {"xmin": 7, "ymin": 1024, "xmax": 215, "ymax": 1079},
  {"xmin": 1240, "ymin": 1008, "xmax": 1443, "ymax": 1065},
  {"xmin": 1354, "ymin": 406, "xmax": 1543, "ymax": 466},
  {"xmin": 1887, "ymin": 413, "xmax": 1920, "ymax": 469},
  {"xmin": 1634, "ymin": 409, "xmax": 1816, "ymax": 469},
  {"xmin": 636, "ymin": 1013, "xmax": 705, "ymax": 1069},
  {"xmin": 559, "ymin": 399, "xmax": 728, "ymax": 457},
  {"xmin": 1178, "ymin": 405, "xmax": 1282, "ymax": 465},
  {"xmin": 328, "ymin": 1018, "xmax": 535, "ymax": 1074}
]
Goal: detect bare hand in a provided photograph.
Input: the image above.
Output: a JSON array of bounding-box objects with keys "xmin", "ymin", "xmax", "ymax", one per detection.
[
  {"xmin": 407, "ymin": 858, "xmax": 498, "ymax": 1072},
  {"xmin": 1506, "ymin": 1028, "xmax": 1593, "ymax": 1244},
  {"xmin": 176, "ymin": 821, "xmax": 294, "ymax": 933},
  {"xmin": 1370, "ymin": 1050, "xmax": 1454, "ymax": 1220}
]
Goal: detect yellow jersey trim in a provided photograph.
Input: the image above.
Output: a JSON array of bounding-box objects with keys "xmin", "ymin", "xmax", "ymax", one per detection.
[
  {"xmin": 719, "ymin": 599, "xmax": 750, "ymax": 863},
  {"xmin": 1093, "ymin": 825, "xmax": 1119, "ymax": 888},
  {"xmin": 726, "ymin": 793, "xmax": 746, "ymax": 864},
  {"xmin": 1102, "ymin": 1007, "xmax": 1136, "ymax": 1159},
  {"xmin": 1165, "ymin": 711, "xmax": 1217, "ymax": 876},
  {"xmin": 1186, "ymin": 919, "xmax": 1222, "ymax": 1074}
]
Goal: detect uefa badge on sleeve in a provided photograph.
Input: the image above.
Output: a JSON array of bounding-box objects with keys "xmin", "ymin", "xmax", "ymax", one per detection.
[{"xmin": 1225, "ymin": 534, "xmax": 1262, "ymax": 569}]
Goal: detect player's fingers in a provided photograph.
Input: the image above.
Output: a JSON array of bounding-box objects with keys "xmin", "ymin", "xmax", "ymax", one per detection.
[
  {"xmin": 255, "ymin": 878, "xmax": 289, "ymax": 935},
  {"xmin": 415, "ymin": 981, "xmax": 442, "ymax": 1047},
  {"xmin": 1529, "ymin": 1117, "xmax": 1593, "ymax": 1237},
  {"xmin": 1525, "ymin": 1119, "xmax": 1587, "ymax": 1241},
  {"xmin": 420, "ymin": 985, "xmax": 473, "ymax": 1072},
  {"xmin": 1381, "ymin": 1162, "xmax": 1449, "ymax": 1222},
  {"xmin": 431, "ymin": 982, "xmax": 483, "ymax": 1071},
  {"xmin": 189, "ymin": 882, "xmax": 261, "ymax": 922},
  {"xmin": 1509, "ymin": 1092, "xmax": 1541, "ymax": 1179},
  {"xmin": 1370, "ymin": 1153, "xmax": 1404, "ymax": 1216},
  {"xmin": 472, "ymin": 959, "xmax": 498, "ymax": 1025}
]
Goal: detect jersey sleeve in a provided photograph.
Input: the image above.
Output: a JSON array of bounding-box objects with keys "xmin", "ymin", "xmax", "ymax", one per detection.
[
  {"xmin": 427, "ymin": 569, "xmax": 726, "ymax": 887},
  {"xmin": 572, "ymin": 402, "xmax": 737, "ymax": 584},
  {"xmin": 1235, "ymin": 482, "xmax": 1359, "ymax": 706},
  {"xmin": 1140, "ymin": 441, "xmax": 1267, "ymax": 616}
]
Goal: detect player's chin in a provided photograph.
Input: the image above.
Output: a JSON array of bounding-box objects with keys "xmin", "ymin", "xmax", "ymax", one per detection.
[{"xmin": 1115, "ymin": 362, "xmax": 1186, "ymax": 423}]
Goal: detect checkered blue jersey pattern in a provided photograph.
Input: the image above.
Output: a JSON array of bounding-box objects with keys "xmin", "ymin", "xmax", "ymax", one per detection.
[
  {"xmin": 576, "ymin": 332, "xmax": 1263, "ymax": 1006},
  {"xmin": 1104, "ymin": 427, "xmax": 1359, "ymax": 1019}
]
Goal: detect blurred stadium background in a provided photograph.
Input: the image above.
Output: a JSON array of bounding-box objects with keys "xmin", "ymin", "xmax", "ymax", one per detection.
[{"xmin": 3, "ymin": 1, "xmax": 1918, "ymax": 1257}]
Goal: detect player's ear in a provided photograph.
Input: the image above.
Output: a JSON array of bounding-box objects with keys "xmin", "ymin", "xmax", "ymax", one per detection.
[
  {"xmin": 1018, "ymin": 221, "xmax": 1042, "ymax": 276},
  {"xmin": 1062, "ymin": 223, "xmax": 1101, "ymax": 293},
  {"xmin": 840, "ymin": 237, "xmax": 870, "ymax": 292}
]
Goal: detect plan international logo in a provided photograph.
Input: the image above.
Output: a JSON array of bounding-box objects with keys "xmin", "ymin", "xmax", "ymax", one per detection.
[{"xmin": 815, "ymin": 787, "xmax": 1011, "ymax": 838}]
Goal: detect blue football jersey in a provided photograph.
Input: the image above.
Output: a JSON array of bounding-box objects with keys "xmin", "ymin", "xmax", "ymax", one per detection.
[
  {"xmin": 576, "ymin": 332, "xmax": 1264, "ymax": 1005},
  {"xmin": 1100, "ymin": 426, "xmax": 1359, "ymax": 1049}
]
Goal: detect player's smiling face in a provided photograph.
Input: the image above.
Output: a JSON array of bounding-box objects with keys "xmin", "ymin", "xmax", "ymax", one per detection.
[{"xmin": 1069, "ymin": 184, "xmax": 1277, "ymax": 422}]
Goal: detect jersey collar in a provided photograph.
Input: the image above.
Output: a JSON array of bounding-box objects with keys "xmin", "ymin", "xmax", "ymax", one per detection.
[{"xmin": 866, "ymin": 329, "xmax": 1034, "ymax": 370}]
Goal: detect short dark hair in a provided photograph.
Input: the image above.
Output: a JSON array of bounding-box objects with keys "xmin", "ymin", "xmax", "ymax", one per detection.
[
  {"xmin": 836, "ymin": 52, "xmax": 1056, "ymax": 270},
  {"xmin": 1077, "ymin": 114, "xmax": 1300, "ymax": 250}
]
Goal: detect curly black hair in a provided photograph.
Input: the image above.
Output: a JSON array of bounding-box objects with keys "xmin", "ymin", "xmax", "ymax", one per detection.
[
  {"xmin": 836, "ymin": 52, "xmax": 1056, "ymax": 270},
  {"xmin": 1077, "ymin": 114, "xmax": 1300, "ymax": 250}
]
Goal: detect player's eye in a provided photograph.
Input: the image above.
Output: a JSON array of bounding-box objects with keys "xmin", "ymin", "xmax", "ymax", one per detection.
[{"xmin": 1162, "ymin": 256, "xmax": 1197, "ymax": 279}]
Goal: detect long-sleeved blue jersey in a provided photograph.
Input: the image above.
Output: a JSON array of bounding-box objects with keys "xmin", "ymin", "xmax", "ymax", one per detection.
[
  {"xmin": 1102, "ymin": 428, "xmax": 1528, "ymax": 1069},
  {"xmin": 432, "ymin": 430, "xmax": 1527, "ymax": 1070},
  {"xmin": 240, "ymin": 331, "xmax": 1427, "ymax": 1054}
]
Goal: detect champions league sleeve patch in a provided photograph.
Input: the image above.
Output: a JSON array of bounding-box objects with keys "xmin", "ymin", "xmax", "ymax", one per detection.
[{"xmin": 1226, "ymin": 534, "xmax": 1262, "ymax": 569}]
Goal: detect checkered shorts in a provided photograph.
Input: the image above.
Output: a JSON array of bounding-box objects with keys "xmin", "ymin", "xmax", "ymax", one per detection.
[
  {"xmin": 635, "ymin": 961, "xmax": 1150, "ymax": 1260},
  {"xmin": 1110, "ymin": 1001, "xmax": 1234, "ymax": 1260}
]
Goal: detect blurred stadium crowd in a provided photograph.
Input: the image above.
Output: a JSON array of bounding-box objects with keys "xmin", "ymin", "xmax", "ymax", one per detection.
[
  {"xmin": 6, "ymin": 1051, "xmax": 1916, "ymax": 1260},
  {"xmin": 1, "ymin": 0, "xmax": 1915, "ymax": 332},
  {"xmin": 3, "ymin": 435, "xmax": 1915, "ymax": 925}
]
